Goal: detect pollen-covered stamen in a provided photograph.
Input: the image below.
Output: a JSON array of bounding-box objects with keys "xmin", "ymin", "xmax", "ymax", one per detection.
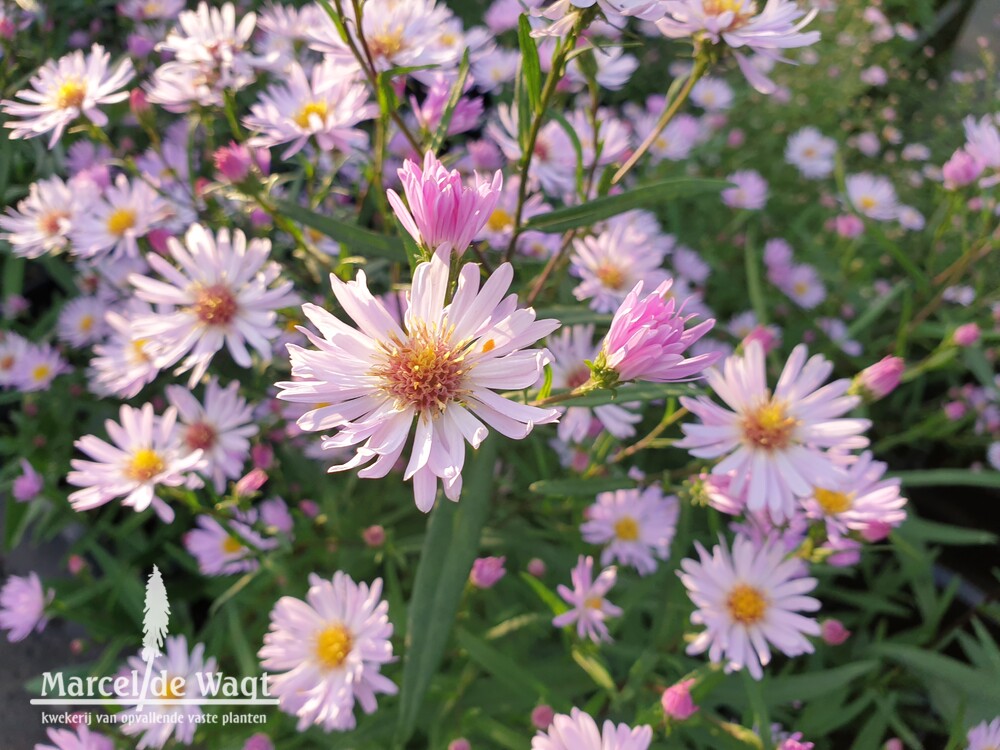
[
  {"xmin": 486, "ymin": 208, "xmax": 513, "ymax": 232},
  {"xmin": 221, "ymin": 535, "xmax": 243, "ymax": 555},
  {"xmin": 726, "ymin": 583, "xmax": 768, "ymax": 625},
  {"xmin": 373, "ymin": 325, "xmax": 468, "ymax": 413},
  {"xmin": 814, "ymin": 487, "xmax": 853, "ymax": 515},
  {"xmin": 315, "ymin": 624, "xmax": 353, "ymax": 670},
  {"xmin": 595, "ymin": 262, "xmax": 626, "ymax": 290},
  {"xmin": 614, "ymin": 516, "xmax": 640, "ymax": 542},
  {"xmin": 106, "ymin": 208, "xmax": 136, "ymax": 237},
  {"xmin": 55, "ymin": 79, "xmax": 87, "ymax": 110},
  {"xmin": 294, "ymin": 100, "xmax": 328, "ymax": 129},
  {"xmin": 185, "ymin": 421, "xmax": 217, "ymax": 452},
  {"xmin": 742, "ymin": 398, "xmax": 798, "ymax": 451},
  {"xmin": 191, "ymin": 283, "xmax": 238, "ymax": 326},
  {"xmin": 369, "ymin": 28, "xmax": 405, "ymax": 61},
  {"xmin": 126, "ymin": 448, "xmax": 166, "ymax": 482},
  {"xmin": 704, "ymin": 0, "xmax": 757, "ymax": 28}
]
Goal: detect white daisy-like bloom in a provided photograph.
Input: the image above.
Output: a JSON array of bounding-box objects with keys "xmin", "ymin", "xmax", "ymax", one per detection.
[
  {"xmin": 680, "ymin": 534, "xmax": 821, "ymax": 680},
  {"xmin": 119, "ymin": 636, "xmax": 217, "ymax": 750},
  {"xmin": 57, "ymin": 296, "xmax": 109, "ymax": 348},
  {"xmin": 691, "ymin": 76, "xmax": 734, "ymax": 111},
  {"xmin": 471, "ymin": 47, "xmax": 520, "ymax": 92},
  {"xmin": 245, "ymin": 59, "xmax": 376, "ymax": 159},
  {"xmin": 259, "ymin": 572, "xmax": 397, "ymax": 732},
  {"xmin": 967, "ymin": 718, "xmax": 1000, "ymax": 750},
  {"xmin": 845, "ymin": 173, "xmax": 900, "ymax": 221},
  {"xmin": 552, "ymin": 555, "xmax": 623, "ymax": 643},
  {"xmin": 656, "ymin": 0, "xmax": 820, "ymax": 94},
  {"xmin": 0, "ymin": 44, "xmax": 133, "ymax": 147},
  {"xmin": 570, "ymin": 220, "xmax": 670, "ymax": 313},
  {"xmin": 531, "ymin": 707, "xmax": 653, "ymax": 750},
  {"xmin": 567, "ymin": 45, "xmax": 640, "ymax": 91},
  {"xmin": 676, "ymin": 342, "xmax": 871, "ymax": 522},
  {"xmin": 801, "ymin": 451, "xmax": 907, "ymax": 536},
  {"xmin": 69, "ymin": 174, "xmax": 169, "ymax": 259},
  {"xmin": 0, "ymin": 176, "xmax": 87, "ymax": 259},
  {"xmin": 129, "ymin": 224, "xmax": 297, "ymax": 387},
  {"xmin": 581, "ymin": 485, "xmax": 680, "ymax": 576},
  {"xmin": 547, "ymin": 324, "xmax": 641, "ymax": 443},
  {"xmin": 785, "ymin": 126, "xmax": 837, "ymax": 179},
  {"xmin": 277, "ymin": 251, "xmax": 560, "ymax": 511},
  {"xmin": 254, "ymin": 3, "xmax": 324, "ymax": 72},
  {"xmin": 67, "ymin": 403, "xmax": 205, "ymax": 523},
  {"xmin": 14, "ymin": 343, "xmax": 69, "ymax": 392},
  {"xmin": 161, "ymin": 2, "xmax": 259, "ymax": 90},
  {"xmin": 487, "ymin": 104, "xmax": 577, "ymax": 194},
  {"xmin": 88, "ymin": 304, "xmax": 161, "ymax": 398},
  {"xmin": 0, "ymin": 332, "xmax": 30, "ymax": 388},
  {"xmin": 184, "ymin": 509, "xmax": 277, "ymax": 576},
  {"xmin": 309, "ymin": 0, "xmax": 459, "ymax": 78},
  {"xmin": 166, "ymin": 377, "xmax": 259, "ymax": 493}
]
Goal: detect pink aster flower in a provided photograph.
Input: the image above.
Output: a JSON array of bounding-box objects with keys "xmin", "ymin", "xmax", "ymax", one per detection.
[
  {"xmin": 0, "ymin": 572, "xmax": 53, "ymax": 642},
  {"xmin": 13, "ymin": 458, "xmax": 44, "ymax": 502},
  {"xmin": 184, "ymin": 510, "xmax": 277, "ymax": 576},
  {"xmin": 820, "ymin": 618, "xmax": 851, "ymax": 646},
  {"xmin": 593, "ymin": 278, "xmax": 720, "ymax": 387},
  {"xmin": 800, "ymin": 451, "xmax": 907, "ymax": 537},
  {"xmin": 245, "ymin": 59, "xmax": 376, "ymax": 159},
  {"xmin": 786, "ymin": 127, "xmax": 837, "ymax": 179},
  {"xmin": 680, "ymin": 534, "xmax": 821, "ymax": 680},
  {"xmin": 845, "ymin": 173, "xmax": 899, "ymax": 221},
  {"xmin": 387, "ymin": 151, "xmax": 503, "ymax": 257},
  {"xmin": 967, "ymin": 718, "xmax": 1000, "ymax": 750},
  {"xmin": 552, "ymin": 555, "xmax": 622, "ymax": 643},
  {"xmin": 166, "ymin": 378, "xmax": 258, "ymax": 494},
  {"xmin": 0, "ymin": 176, "xmax": 86, "ymax": 259},
  {"xmin": 942, "ymin": 148, "xmax": 985, "ymax": 190},
  {"xmin": 67, "ymin": 403, "xmax": 205, "ymax": 524},
  {"xmin": 1, "ymin": 44, "xmax": 133, "ymax": 146},
  {"xmin": 963, "ymin": 115, "xmax": 1000, "ymax": 170},
  {"xmin": 531, "ymin": 707, "xmax": 652, "ymax": 750},
  {"xmin": 722, "ymin": 170, "xmax": 769, "ymax": 210},
  {"xmin": 69, "ymin": 174, "xmax": 168, "ymax": 259},
  {"xmin": 276, "ymin": 252, "xmax": 559, "ymax": 512},
  {"xmin": 677, "ymin": 342, "xmax": 871, "ymax": 522},
  {"xmin": 35, "ymin": 725, "xmax": 114, "ymax": 750},
  {"xmin": 259, "ymin": 572, "xmax": 396, "ymax": 732},
  {"xmin": 582, "ymin": 485, "xmax": 680, "ymax": 576},
  {"xmin": 656, "ymin": 0, "xmax": 819, "ymax": 94},
  {"xmin": 129, "ymin": 224, "xmax": 297, "ymax": 386}
]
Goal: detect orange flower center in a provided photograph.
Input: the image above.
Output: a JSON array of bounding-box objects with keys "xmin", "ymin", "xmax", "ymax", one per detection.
[
  {"xmin": 38, "ymin": 210, "xmax": 70, "ymax": 236},
  {"xmin": 814, "ymin": 487, "xmax": 853, "ymax": 515},
  {"xmin": 595, "ymin": 263, "xmax": 626, "ymax": 290},
  {"xmin": 221, "ymin": 536, "xmax": 243, "ymax": 555},
  {"xmin": 192, "ymin": 283, "xmax": 238, "ymax": 326},
  {"xmin": 126, "ymin": 448, "xmax": 165, "ymax": 482},
  {"xmin": 742, "ymin": 399, "xmax": 797, "ymax": 451},
  {"xmin": 614, "ymin": 516, "xmax": 640, "ymax": 542},
  {"xmin": 726, "ymin": 583, "xmax": 768, "ymax": 625},
  {"xmin": 372, "ymin": 324, "xmax": 468, "ymax": 413}
]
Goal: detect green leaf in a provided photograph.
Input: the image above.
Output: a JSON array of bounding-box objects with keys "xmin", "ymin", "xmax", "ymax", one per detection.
[
  {"xmin": 764, "ymin": 661, "xmax": 878, "ymax": 706},
  {"xmin": 4, "ymin": 495, "xmax": 32, "ymax": 551},
  {"xmin": 517, "ymin": 14, "xmax": 542, "ymax": 112},
  {"xmin": 429, "ymin": 49, "xmax": 471, "ymax": 154},
  {"xmin": 529, "ymin": 476, "xmax": 636, "ymax": 497},
  {"xmin": 869, "ymin": 642, "xmax": 1000, "ymax": 705},
  {"xmin": 890, "ymin": 469, "xmax": 1000, "ymax": 490},
  {"xmin": 520, "ymin": 572, "xmax": 569, "ymax": 616},
  {"xmin": 571, "ymin": 646, "xmax": 616, "ymax": 692},
  {"xmin": 847, "ymin": 280, "xmax": 908, "ymax": 339},
  {"xmin": 456, "ymin": 628, "xmax": 550, "ymax": 698},
  {"xmin": 547, "ymin": 381, "xmax": 700, "ymax": 408},
  {"xmin": 521, "ymin": 178, "xmax": 729, "ymax": 234},
  {"xmin": 897, "ymin": 516, "xmax": 997, "ymax": 547},
  {"xmin": 277, "ymin": 200, "xmax": 406, "ymax": 262},
  {"xmin": 395, "ymin": 437, "xmax": 499, "ymax": 745}
]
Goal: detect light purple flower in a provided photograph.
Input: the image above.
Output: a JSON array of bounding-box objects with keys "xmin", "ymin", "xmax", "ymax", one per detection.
[
  {"xmin": 552, "ymin": 555, "xmax": 622, "ymax": 643},
  {"xmin": 531, "ymin": 707, "xmax": 652, "ymax": 750},
  {"xmin": 470, "ymin": 556, "xmax": 507, "ymax": 589},
  {"xmin": 722, "ymin": 170, "xmax": 769, "ymax": 210},
  {"xmin": 0, "ymin": 572, "xmax": 53, "ymax": 642},
  {"xmin": 13, "ymin": 459, "xmax": 43, "ymax": 502}
]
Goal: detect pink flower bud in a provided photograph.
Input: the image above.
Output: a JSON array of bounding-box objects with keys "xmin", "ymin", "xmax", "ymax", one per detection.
[
  {"xmin": 448, "ymin": 740, "xmax": 471, "ymax": 750},
  {"xmin": 214, "ymin": 142, "xmax": 253, "ymax": 183},
  {"xmin": 234, "ymin": 468, "xmax": 268, "ymax": 497},
  {"xmin": 726, "ymin": 128, "xmax": 745, "ymax": 148},
  {"xmin": 469, "ymin": 556, "xmax": 506, "ymax": 589},
  {"xmin": 129, "ymin": 88, "xmax": 150, "ymax": 118},
  {"xmin": 943, "ymin": 401, "xmax": 967, "ymax": 421},
  {"xmin": 67, "ymin": 555, "xmax": 87, "ymax": 576},
  {"xmin": 362, "ymin": 525, "xmax": 386, "ymax": 547},
  {"xmin": 854, "ymin": 356, "xmax": 904, "ymax": 401},
  {"xmin": 299, "ymin": 499, "xmax": 319, "ymax": 518},
  {"xmin": 779, "ymin": 734, "xmax": 814, "ymax": 750},
  {"xmin": 243, "ymin": 734, "xmax": 275, "ymax": 750},
  {"xmin": 834, "ymin": 214, "xmax": 865, "ymax": 239},
  {"xmin": 820, "ymin": 618, "xmax": 852, "ymax": 645},
  {"xmin": 662, "ymin": 678, "xmax": 698, "ymax": 721},
  {"xmin": 251, "ymin": 443, "xmax": 274, "ymax": 470},
  {"xmin": 860, "ymin": 520, "xmax": 892, "ymax": 543},
  {"xmin": 13, "ymin": 459, "xmax": 43, "ymax": 502},
  {"xmin": 953, "ymin": 322, "xmax": 980, "ymax": 347},
  {"xmin": 884, "ymin": 739, "xmax": 904, "ymax": 750},
  {"xmin": 531, "ymin": 704, "xmax": 555, "ymax": 729},
  {"xmin": 527, "ymin": 558, "xmax": 546, "ymax": 577},
  {"xmin": 942, "ymin": 148, "xmax": 984, "ymax": 190},
  {"xmin": 742, "ymin": 325, "xmax": 780, "ymax": 354},
  {"xmin": 146, "ymin": 228, "xmax": 173, "ymax": 254}
]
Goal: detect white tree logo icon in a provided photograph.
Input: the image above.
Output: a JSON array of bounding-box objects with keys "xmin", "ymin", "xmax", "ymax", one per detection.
[{"xmin": 137, "ymin": 565, "xmax": 170, "ymax": 709}]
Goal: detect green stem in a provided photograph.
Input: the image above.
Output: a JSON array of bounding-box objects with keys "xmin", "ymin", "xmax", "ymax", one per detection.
[
  {"xmin": 744, "ymin": 227, "xmax": 768, "ymax": 326},
  {"xmin": 741, "ymin": 669, "xmax": 772, "ymax": 750}
]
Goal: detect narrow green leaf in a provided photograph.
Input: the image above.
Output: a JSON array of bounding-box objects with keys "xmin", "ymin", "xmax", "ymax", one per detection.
[
  {"xmin": 429, "ymin": 48, "xmax": 471, "ymax": 154},
  {"xmin": 547, "ymin": 381, "xmax": 700, "ymax": 408},
  {"xmin": 277, "ymin": 200, "xmax": 406, "ymax": 262},
  {"xmin": 890, "ymin": 469, "xmax": 1000, "ymax": 490},
  {"xmin": 897, "ymin": 515, "xmax": 997, "ymax": 547},
  {"xmin": 529, "ymin": 476, "xmax": 636, "ymax": 497},
  {"xmin": 395, "ymin": 438, "xmax": 499, "ymax": 744},
  {"xmin": 521, "ymin": 178, "xmax": 729, "ymax": 234},
  {"xmin": 571, "ymin": 646, "xmax": 616, "ymax": 692},
  {"xmin": 517, "ymin": 15, "xmax": 542, "ymax": 113},
  {"xmin": 456, "ymin": 628, "xmax": 550, "ymax": 698},
  {"xmin": 520, "ymin": 572, "xmax": 569, "ymax": 616},
  {"xmin": 4, "ymin": 495, "xmax": 32, "ymax": 551},
  {"xmin": 764, "ymin": 661, "xmax": 878, "ymax": 705},
  {"xmin": 847, "ymin": 280, "xmax": 907, "ymax": 339},
  {"xmin": 869, "ymin": 642, "xmax": 1000, "ymax": 698}
]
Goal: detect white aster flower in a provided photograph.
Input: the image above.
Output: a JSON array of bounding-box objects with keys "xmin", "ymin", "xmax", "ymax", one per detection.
[
  {"xmin": 1, "ymin": 44, "xmax": 133, "ymax": 146},
  {"xmin": 0, "ymin": 176, "xmax": 87, "ymax": 259},
  {"xmin": 845, "ymin": 173, "xmax": 900, "ymax": 221},
  {"xmin": 259, "ymin": 572, "xmax": 397, "ymax": 732},
  {"xmin": 276, "ymin": 251, "xmax": 560, "ymax": 511},
  {"xmin": 67, "ymin": 403, "xmax": 204, "ymax": 523},
  {"xmin": 785, "ymin": 126, "xmax": 837, "ymax": 179},
  {"xmin": 532, "ymin": 707, "xmax": 653, "ymax": 750},
  {"xmin": 582, "ymin": 485, "xmax": 680, "ymax": 576},
  {"xmin": 129, "ymin": 223, "xmax": 297, "ymax": 386},
  {"xmin": 57, "ymin": 296, "xmax": 109, "ymax": 348},
  {"xmin": 69, "ymin": 174, "xmax": 169, "ymax": 259},
  {"xmin": 680, "ymin": 534, "xmax": 821, "ymax": 680}
]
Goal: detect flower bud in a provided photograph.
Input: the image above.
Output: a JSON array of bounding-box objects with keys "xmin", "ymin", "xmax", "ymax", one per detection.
[
  {"xmin": 531, "ymin": 704, "xmax": 555, "ymax": 729},
  {"xmin": 851, "ymin": 356, "xmax": 904, "ymax": 402},
  {"xmin": 469, "ymin": 556, "xmax": 506, "ymax": 589},
  {"xmin": 820, "ymin": 618, "xmax": 851, "ymax": 645},
  {"xmin": 661, "ymin": 678, "xmax": 698, "ymax": 721}
]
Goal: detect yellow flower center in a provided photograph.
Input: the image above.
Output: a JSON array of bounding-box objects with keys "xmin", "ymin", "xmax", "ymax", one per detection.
[
  {"xmin": 294, "ymin": 100, "xmax": 328, "ymax": 129},
  {"xmin": 126, "ymin": 448, "xmax": 166, "ymax": 482},
  {"xmin": 191, "ymin": 283, "xmax": 238, "ymax": 326},
  {"xmin": 486, "ymin": 208, "xmax": 513, "ymax": 233},
  {"xmin": 793, "ymin": 281, "xmax": 809, "ymax": 296},
  {"xmin": 79, "ymin": 314, "xmax": 94, "ymax": 333},
  {"xmin": 369, "ymin": 28, "xmax": 404, "ymax": 60},
  {"xmin": 31, "ymin": 364, "xmax": 52, "ymax": 382},
  {"xmin": 859, "ymin": 196, "xmax": 876, "ymax": 211},
  {"xmin": 372, "ymin": 324, "xmax": 468, "ymax": 414},
  {"xmin": 614, "ymin": 516, "xmax": 640, "ymax": 542},
  {"xmin": 156, "ymin": 674, "xmax": 182, "ymax": 700},
  {"xmin": 106, "ymin": 208, "xmax": 136, "ymax": 237},
  {"xmin": 221, "ymin": 536, "xmax": 243, "ymax": 555},
  {"xmin": 726, "ymin": 583, "xmax": 768, "ymax": 625},
  {"xmin": 742, "ymin": 399, "xmax": 797, "ymax": 451},
  {"xmin": 585, "ymin": 596, "xmax": 604, "ymax": 609},
  {"xmin": 55, "ymin": 79, "xmax": 87, "ymax": 110},
  {"xmin": 596, "ymin": 263, "xmax": 626, "ymax": 290},
  {"xmin": 813, "ymin": 487, "xmax": 853, "ymax": 515},
  {"xmin": 315, "ymin": 624, "xmax": 353, "ymax": 670}
]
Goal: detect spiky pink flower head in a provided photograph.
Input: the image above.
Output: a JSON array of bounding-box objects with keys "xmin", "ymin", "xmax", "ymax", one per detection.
[
  {"xmin": 387, "ymin": 151, "xmax": 503, "ymax": 256},
  {"xmin": 242, "ymin": 734, "xmax": 274, "ymax": 750},
  {"xmin": 470, "ymin": 556, "xmax": 507, "ymax": 589},
  {"xmin": 593, "ymin": 278, "xmax": 719, "ymax": 387},
  {"xmin": 213, "ymin": 141, "xmax": 254, "ymax": 183},
  {"xmin": 852, "ymin": 355, "xmax": 904, "ymax": 402},
  {"xmin": 942, "ymin": 148, "xmax": 985, "ymax": 190},
  {"xmin": 661, "ymin": 678, "xmax": 699, "ymax": 720}
]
